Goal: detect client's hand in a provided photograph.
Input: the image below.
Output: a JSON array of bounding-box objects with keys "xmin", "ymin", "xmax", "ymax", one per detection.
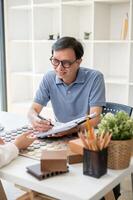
[
  {"xmin": 14, "ymin": 131, "xmax": 37, "ymax": 150},
  {"xmin": 0, "ymin": 138, "xmax": 5, "ymax": 145}
]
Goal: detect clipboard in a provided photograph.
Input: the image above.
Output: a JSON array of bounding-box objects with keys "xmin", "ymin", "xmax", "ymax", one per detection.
[{"xmin": 37, "ymin": 112, "xmax": 97, "ymax": 139}]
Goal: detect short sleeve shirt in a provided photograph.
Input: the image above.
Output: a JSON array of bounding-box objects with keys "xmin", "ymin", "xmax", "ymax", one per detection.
[{"xmin": 34, "ymin": 67, "xmax": 106, "ymax": 122}]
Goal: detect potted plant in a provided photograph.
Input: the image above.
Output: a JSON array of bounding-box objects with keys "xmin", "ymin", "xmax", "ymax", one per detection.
[
  {"xmin": 84, "ymin": 32, "xmax": 92, "ymax": 40},
  {"xmin": 98, "ymin": 111, "xmax": 133, "ymax": 169}
]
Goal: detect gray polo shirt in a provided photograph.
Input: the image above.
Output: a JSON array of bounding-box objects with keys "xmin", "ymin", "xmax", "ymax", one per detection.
[{"xmin": 34, "ymin": 67, "xmax": 106, "ymax": 122}]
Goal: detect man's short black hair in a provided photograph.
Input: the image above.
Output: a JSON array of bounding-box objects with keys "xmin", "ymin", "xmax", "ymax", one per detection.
[{"xmin": 52, "ymin": 36, "xmax": 84, "ymax": 59}]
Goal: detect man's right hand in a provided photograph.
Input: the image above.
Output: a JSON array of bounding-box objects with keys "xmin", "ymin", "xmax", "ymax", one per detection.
[
  {"xmin": 28, "ymin": 104, "xmax": 53, "ymax": 132},
  {"xmin": 31, "ymin": 115, "xmax": 53, "ymax": 132}
]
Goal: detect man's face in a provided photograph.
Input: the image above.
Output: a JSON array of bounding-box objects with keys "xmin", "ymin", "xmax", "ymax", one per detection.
[{"xmin": 51, "ymin": 48, "xmax": 82, "ymax": 83}]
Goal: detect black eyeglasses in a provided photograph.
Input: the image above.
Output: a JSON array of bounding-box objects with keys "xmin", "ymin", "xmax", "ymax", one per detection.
[{"xmin": 50, "ymin": 57, "xmax": 77, "ymax": 69}]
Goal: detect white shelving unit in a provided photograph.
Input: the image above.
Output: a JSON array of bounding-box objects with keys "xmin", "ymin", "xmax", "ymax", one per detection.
[{"xmin": 4, "ymin": 0, "xmax": 133, "ymax": 115}]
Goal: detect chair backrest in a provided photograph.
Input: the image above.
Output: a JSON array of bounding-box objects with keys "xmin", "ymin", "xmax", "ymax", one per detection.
[{"xmin": 102, "ymin": 102, "xmax": 133, "ymax": 117}]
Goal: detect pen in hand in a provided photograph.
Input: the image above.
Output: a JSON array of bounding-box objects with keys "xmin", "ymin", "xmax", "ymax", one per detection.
[{"xmin": 38, "ymin": 115, "xmax": 54, "ymax": 126}]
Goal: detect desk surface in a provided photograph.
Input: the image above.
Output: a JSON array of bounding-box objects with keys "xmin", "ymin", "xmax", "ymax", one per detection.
[{"xmin": 0, "ymin": 111, "xmax": 133, "ymax": 200}]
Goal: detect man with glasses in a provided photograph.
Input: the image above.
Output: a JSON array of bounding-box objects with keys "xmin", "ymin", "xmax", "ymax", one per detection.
[{"xmin": 28, "ymin": 36, "xmax": 106, "ymax": 134}]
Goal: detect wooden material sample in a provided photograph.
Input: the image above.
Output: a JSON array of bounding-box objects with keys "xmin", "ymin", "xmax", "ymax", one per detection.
[
  {"xmin": 27, "ymin": 163, "xmax": 68, "ymax": 180},
  {"xmin": 41, "ymin": 150, "xmax": 67, "ymax": 172},
  {"xmin": 68, "ymin": 138, "xmax": 84, "ymax": 155},
  {"xmin": 67, "ymin": 149, "xmax": 83, "ymax": 164}
]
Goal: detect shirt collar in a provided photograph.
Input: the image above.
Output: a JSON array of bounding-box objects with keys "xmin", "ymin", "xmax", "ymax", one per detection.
[
  {"xmin": 56, "ymin": 76, "xmax": 63, "ymax": 84},
  {"xmin": 55, "ymin": 68, "xmax": 86, "ymax": 85}
]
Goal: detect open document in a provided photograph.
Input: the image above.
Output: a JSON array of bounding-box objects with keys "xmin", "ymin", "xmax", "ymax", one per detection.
[{"xmin": 37, "ymin": 113, "xmax": 97, "ymax": 138}]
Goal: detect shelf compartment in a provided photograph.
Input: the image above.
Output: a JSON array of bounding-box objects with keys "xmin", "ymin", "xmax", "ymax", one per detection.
[
  {"xmin": 8, "ymin": 9, "xmax": 32, "ymax": 40},
  {"xmin": 33, "ymin": 75, "xmax": 44, "ymax": 95},
  {"xmin": 62, "ymin": 0, "xmax": 92, "ymax": 6},
  {"xmin": 106, "ymin": 83, "xmax": 128, "ymax": 105},
  {"xmin": 93, "ymin": 43, "xmax": 130, "ymax": 81},
  {"xmin": 11, "ymin": 100, "xmax": 33, "ymax": 116},
  {"xmin": 61, "ymin": 4, "xmax": 92, "ymax": 40},
  {"xmin": 94, "ymin": 1, "xmax": 130, "ymax": 40},
  {"xmin": 9, "ymin": 42, "xmax": 32, "ymax": 72},
  {"xmin": 81, "ymin": 42, "xmax": 93, "ymax": 67},
  {"xmin": 10, "ymin": 75, "xmax": 33, "ymax": 102},
  {"xmin": 34, "ymin": 42, "xmax": 54, "ymax": 73},
  {"xmin": 7, "ymin": 0, "xmax": 31, "ymax": 7},
  {"xmin": 11, "ymin": 72, "xmax": 33, "ymax": 76},
  {"xmin": 105, "ymin": 76, "xmax": 129, "ymax": 85},
  {"xmin": 33, "ymin": 0, "xmax": 60, "ymax": 4},
  {"xmin": 33, "ymin": 7, "xmax": 60, "ymax": 40},
  {"xmin": 94, "ymin": 0, "xmax": 129, "ymax": 3},
  {"xmin": 93, "ymin": 40, "xmax": 130, "ymax": 43}
]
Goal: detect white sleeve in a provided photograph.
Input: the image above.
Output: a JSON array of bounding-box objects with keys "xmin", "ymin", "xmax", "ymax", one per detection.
[{"xmin": 0, "ymin": 143, "xmax": 19, "ymax": 168}]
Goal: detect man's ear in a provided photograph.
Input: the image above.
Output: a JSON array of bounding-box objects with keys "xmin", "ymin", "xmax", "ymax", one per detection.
[{"xmin": 76, "ymin": 58, "xmax": 82, "ymax": 65}]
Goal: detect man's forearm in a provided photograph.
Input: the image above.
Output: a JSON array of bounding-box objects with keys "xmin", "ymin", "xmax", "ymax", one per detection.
[
  {"xmin": 90, "ymin": 117, "xmax": 101, "ymax": 127},
  {"xmin": 28, "ymin": 108, "xmax": 39, "ymax": 123}
]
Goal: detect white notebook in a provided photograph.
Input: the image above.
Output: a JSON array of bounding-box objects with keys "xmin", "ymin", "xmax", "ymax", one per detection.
[{"xmin": 37, "ymin": 113, "xmax": 97, "ymax": 138}]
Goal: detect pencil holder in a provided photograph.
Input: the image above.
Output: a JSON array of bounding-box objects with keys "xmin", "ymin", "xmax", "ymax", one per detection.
[{"xmin": 83, "ymin": 148, "xmax": 108, "ymax": 178}]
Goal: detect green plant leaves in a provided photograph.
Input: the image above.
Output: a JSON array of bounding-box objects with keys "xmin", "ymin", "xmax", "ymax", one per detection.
[{"xmin": 98, "ymin": 111, "xmax": 133, "ymax": 140}]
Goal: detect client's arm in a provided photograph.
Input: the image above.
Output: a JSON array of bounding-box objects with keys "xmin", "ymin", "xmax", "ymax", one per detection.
[{"xmin": 0, "ymin": 132, "xmax": 36, "ymax": 168}]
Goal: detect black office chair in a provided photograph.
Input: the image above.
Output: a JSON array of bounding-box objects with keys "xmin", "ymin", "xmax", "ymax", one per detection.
[
  {"xmin": 102, "ymin": 102, "xmax": 133, "ymax": 199},
  {"xmin": 102, "ymin": 102, "xmax": 133, "ymax": 116}
]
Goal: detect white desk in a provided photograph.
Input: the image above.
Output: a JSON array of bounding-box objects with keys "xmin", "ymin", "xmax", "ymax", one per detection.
[{"xmin": 0, "ymin": 111, "xmax": 133, "ymax": 200}]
